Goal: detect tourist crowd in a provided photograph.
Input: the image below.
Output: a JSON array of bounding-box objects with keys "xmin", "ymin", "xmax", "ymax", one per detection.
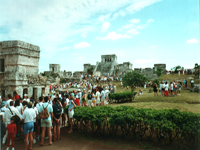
[{"xmin": 0, "ymin": 78, "xmax": 116, "ymax": 150}]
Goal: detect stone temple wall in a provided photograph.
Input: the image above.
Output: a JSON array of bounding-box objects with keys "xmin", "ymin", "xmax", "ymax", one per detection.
[
  {"xmin": 154, "ymin": 64, "xmax": 166, "ymax": 74},
  {"xmin": 0, "ymin": 40, "xmax": 50, "ymax": 100}
]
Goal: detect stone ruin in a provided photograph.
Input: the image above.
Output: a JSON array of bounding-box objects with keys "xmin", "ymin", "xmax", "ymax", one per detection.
[{"xmin": 0, "ymin": 40, "xmax": 50, "ymax": 100}]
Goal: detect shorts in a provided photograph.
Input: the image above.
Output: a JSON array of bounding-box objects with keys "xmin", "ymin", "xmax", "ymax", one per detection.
[
  {"xmin": 37, "ymin": 119, "xmax": 41, "ymax": 126},
  {"xmin": 96, "ymin": 98, "xmax": 100, "ymax": 104},
  {"xmin": 41, "ymin": 120, "xmax": 52, "ymax": 128},
  {"xmin": 171, "ymin": 90, "xmax": 173, "ymax": 93},
  {"xmin": 24, "ymin": 122, "xmax": 34, "ymax": 134},
  {"xmin": 162, "ymin": 88, "xmax": 165, "ymax": 91},
  {"xmin": 105, "ymin": 95, "xmax": 109, "ymax": 99},
  {"xmin": 88, "ymin": 100, "xmax": 92, "ymax": 106},
  {"xmin": 68, "ymin": 110, "xmax": 74, "ymax": 118},
  {"xmin": 52, "ymin": 120, "xmax": 60, "ymax": 126},
  {"xmin": 173, "ymin": 88, "xmax": 177, "ymax": 91},
  {"xmin": 179, "ymin": 88, "xmax": 181, "ymax": 91}
]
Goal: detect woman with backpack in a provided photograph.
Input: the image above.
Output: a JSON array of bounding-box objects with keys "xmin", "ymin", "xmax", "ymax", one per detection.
[
  {"xmin": 68, "ymin": 94, "xmax": 76, "ymax": 133},
  {"xmin": 52, "ymin": 98, "xmax": 62, "ymax": 141}
]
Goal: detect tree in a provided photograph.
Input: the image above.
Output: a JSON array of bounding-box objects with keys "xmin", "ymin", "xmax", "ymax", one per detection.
[
  {"xmin": 87, "ymin": 67, "xmax": 94, "ymax": 75},
  {"xmin": 155, "ymin": 67, "xmax": 163, "ymax": 77},
  {"xmin": 122, "ymin": 71, "xmax": 148, "ymax": 101},
  {"xmin": 151, "ymin": 79, "xmax": 160, "ymax": 88},
  {"xmin": 171, "ymin": 65, "xmax": 183, "ymax": 73}
]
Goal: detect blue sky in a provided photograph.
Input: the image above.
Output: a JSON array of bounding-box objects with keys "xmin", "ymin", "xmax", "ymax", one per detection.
[{"xmin": 0, "ymin": 0, "xmax": 199, "ymax": 73}]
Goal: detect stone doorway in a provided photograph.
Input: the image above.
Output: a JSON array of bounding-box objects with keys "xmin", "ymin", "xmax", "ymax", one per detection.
[
  {"xmin": 42, "ymin": 88, "xmax": 45, "ymax": 96},
  {"xmin": 1, "ymin": 90, "xmax": 5, "ymax": 98},
  {"xmin": 23, "ymin": 88, "xmax": 28, "ymax": 98},
  {"xmin": 33, "ymin": 88, "xmax": 37, "ymax": 101}
]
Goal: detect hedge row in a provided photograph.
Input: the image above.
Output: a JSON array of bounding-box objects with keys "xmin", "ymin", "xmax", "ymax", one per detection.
[
  {"xmin": 64, "ymin": 106, "xmax": 200, "ymax": 145},
  {"xmin": 109, "ymin": 92, "xmax": 137, "ymax": 103}
]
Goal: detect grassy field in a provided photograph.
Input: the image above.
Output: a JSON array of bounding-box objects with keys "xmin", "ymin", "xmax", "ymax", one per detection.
[{"xmin": 106, "ymin": 74, "xmax": 200, "ymax": 114}]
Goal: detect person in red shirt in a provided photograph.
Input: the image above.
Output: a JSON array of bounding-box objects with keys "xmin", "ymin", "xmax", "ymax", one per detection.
[{"xmin": 6, "ymin": 117, "xmax": 17, "ymax": 150}]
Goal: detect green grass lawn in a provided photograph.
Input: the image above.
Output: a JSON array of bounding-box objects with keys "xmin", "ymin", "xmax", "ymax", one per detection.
[{"xmin": 105, "ymin": 74, "xmax": 200, "ymax": 114}]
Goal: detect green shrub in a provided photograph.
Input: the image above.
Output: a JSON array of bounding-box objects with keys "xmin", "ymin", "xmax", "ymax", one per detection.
[
  {"xmin": 152, "ymin": 79, "xmax": 160, "ymax": 88},
  {"xmin": 70, "ymin": 106, "xmax": 200, "ymax": 145},
  {"xmin": 110, "ymin": 92, "xmax": 137, "ymax": 103}
]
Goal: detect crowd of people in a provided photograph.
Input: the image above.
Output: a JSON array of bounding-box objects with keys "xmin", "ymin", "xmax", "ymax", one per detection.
[{"xmin": 0, "ymin": 78, "xmax": 116, "ymax": 150}]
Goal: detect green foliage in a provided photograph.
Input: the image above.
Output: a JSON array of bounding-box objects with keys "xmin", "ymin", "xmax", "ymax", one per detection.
[
  {"xmin": 110, "ymin": 92, "xmax": 137, "ymax": 102},
  {"xmin": 65, "ymin": 106, "xmax": 200, "ymax": 145},
  {"xmin": 122, "ymin": 71, "xmax": 148, "ymax": 91},
  {"xmin": 152, "ymin": 79, "xmax": 160, "ymax": 88},
  {"xmin": 195, "ymin": 70, "xmax": 199, "ymax": 76},
  {"xmin": 155, "ymin": 67, "xmax": 163, "ymax": 77},
  {"xmin": 171, "ymin": 65, "xmax": 184, "ymax": 73},
  {"xmin": 87, "ymin": 67, "xmax": 94, "ymax": 75},
  {"xmin": 60, "ymin": 78, "xmax": 65, "ymax": 83}
]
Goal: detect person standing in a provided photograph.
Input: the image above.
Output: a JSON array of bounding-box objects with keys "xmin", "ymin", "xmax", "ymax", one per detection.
[
  {"xmin": 7, "ymin": 94, "xmax": 13, "ymax": 107},
  {"xmin": 39, "ymin": 96, "xmax": 53, "ymax": 146},
  {"xmin": 68, "ymin": 94, "xmax": 76, "ymax": 133},
  {"xmin": 3, "ymin": 101, "xmax": 22, "ymax": 146},
  {"xmin": 6, "ymin": 117, "xmax": 17, "ymax": 150},
  {"xmin": 87, "ymin": 91, "xmax": 93, "ymax": 107},
  {"xmin": 153, "ymin": 83, "xmax": 158, "ymax": 96},
  {"xmin": 36, "ymin": 97, "xmax": 43, "ymax": 141},
  {"xmin": 164, "ymin": 82, "xmax": 169, "ymax": 97},
  {"xmin": 1, "ymin": 115, "xmax": 6, "ymax": 150},
  {"xmin": 52, "ymin": 98, "xmax": 62, "ymax": 141},
  {"xmin": 95, "ymin": 89, "xmax": 101, "ymax": 106},
  {"xmin": 22, "ymin": 102, "xmax": 36, "ymax": 150}
]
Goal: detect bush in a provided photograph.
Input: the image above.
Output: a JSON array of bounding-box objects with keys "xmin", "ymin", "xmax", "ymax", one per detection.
[
  {"xmin": 69, "ymin": 106, "xmax": 200, "ymax": 146},
  {"xmin": 110, "ymin": 92, "xmax": 137, "ymax": 103}
]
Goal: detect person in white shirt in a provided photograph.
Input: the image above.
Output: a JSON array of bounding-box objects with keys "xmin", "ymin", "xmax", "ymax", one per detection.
[
  {"xmin": 3, "ymin": 101, "xmax": 22, "ymax": 145},
  {"xmin": 14, "ymin": 99, "xmax": 23, "ymax": 138},
  {"xmin": 7, "ymin": 94, "xmax": 13, "ymax": 107},
  {"xmin": 101, "ymin": 90, "xmax": 105, "ymax": 106},
  {"xmin": 22, "ymin": 102, "xmax": 36, "ymax": 150},
  {"xmin": 23, "ymin": 94, "xmax": 30, "ymax": 103},
  {"xmin": 164, "ymin": 82, "xmax": 169, "ymax": 97},
  {"xmin": 170, "ymin": 82, "xmax": 173, "ymax": 96},
  {"xmin": 1, "ymin": 101, "xmax": 7, "ymax": 121},
  {"xmin": 95, "ymin": 89, "xmax": 101, "ymax": 106},
  {"xmin": 35, "ymin": 97, "xmax": 43, "ymax": 140},
  {"xmin": 104, "ymin": 88, "xmax": 110, "ymax": 105}
]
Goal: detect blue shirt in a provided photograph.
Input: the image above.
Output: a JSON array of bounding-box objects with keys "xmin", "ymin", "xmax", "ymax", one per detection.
[
  {"xmin": 39, "ymin": 102, "xmax": 53, "ymax": 121},
  {"xmin": 71, "ymin": 93, "xmax": 74, "ymax": 98},
  {"xmin": 68, "ymin": 100, "xmax": 74, "ymax": 111}
]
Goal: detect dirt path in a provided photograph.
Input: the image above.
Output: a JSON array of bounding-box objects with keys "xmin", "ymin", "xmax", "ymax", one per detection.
[{"xmin": 4, "ymin": 127, "xmax": 139, "ymax": 150}]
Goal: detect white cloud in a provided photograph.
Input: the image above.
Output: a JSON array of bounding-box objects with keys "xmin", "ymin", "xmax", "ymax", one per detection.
[
  {"xmin": 74, "ymin": 42, "xmax": 91, "ymax": 49},
  {"xmin": 130, "ymin": 19, "xmax": 140, "ymax": 24},
  {"xmin": 79, "ymin": 57, "xmax": 83, "ymax": 59},
  {"xmin": 122, "ymin": 24, "xmax": 135, "ymax": 29},
  {"xmin": 134, "ymin": 58, "xmax": 155, "ymax": 64},
  {"xmin": 127, "ymin": 29, "xmax": 139, "ymax": 35},
  {"xmin": 97, "ymin": 32, "xmax": 131, "ymax": 40},
  {"xmin": 101, "ymin": 22, "xmax": 111, "ymax": 32},
  {"xmin": 147, "ymin": 19, "xmax": 154, "ymax": 23},
  {"xmin": 187, "ymin": 39, "xmax": 198, "ymax": 44},
  {"xmin": 81, "ymin": 32, "xmax": 87, "ymax": 38}
]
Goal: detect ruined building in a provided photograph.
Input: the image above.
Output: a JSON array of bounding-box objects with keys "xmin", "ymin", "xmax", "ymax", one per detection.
[{"xmin": 0, "ymin": 40, "xmax": 50, "ymax": 100}]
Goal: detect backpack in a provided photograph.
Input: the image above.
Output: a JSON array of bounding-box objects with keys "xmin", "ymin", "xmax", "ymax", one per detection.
[
  {"xmin": 53, "ymin": 103, "xmax": 61, "ymax": 116},
  {"xmin": 40, "ymin": 104, "xmax": 49, "ymax": 120},
  {"xmin": 8, "ymin": 107, "xmax": 20, "ymax": 124},
  {"xmin": 88, "ymin": 94, "xmax": 92, "ymax": 100}
]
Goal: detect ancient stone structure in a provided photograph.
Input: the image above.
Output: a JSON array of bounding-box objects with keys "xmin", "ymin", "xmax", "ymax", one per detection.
[
  {"xmin": 83, "ymin": 54, "xmax": 132, "ymax": 76},
  {"xmin": 49, "ymin": 64, "xmax": 60, "ymax": 73},
  {"xmin": 0, "ymin": 40, "xmax": 50, "ymax": 100},
  {"xmin": 154, "ymin": 64, "xmax": 166, "ymax": 74}
]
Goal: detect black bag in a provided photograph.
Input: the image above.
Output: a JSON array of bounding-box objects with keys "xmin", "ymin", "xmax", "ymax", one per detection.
[
  {"xmin": 88, "ymin": 94, "xmax": 92, "ymax": 100},
  {"xmin": 8, "ymin": 107, "xmax": 20, "ymax": 124},
  {"xmin": 61, "ymin": 97, "xmax": 66, "ymax": 106},
  {"xmin": 53, "ymin": 103, "xmax": 61, "ymax": 116}
]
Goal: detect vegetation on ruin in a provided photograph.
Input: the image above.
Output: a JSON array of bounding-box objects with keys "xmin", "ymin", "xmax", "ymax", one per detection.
[
  {"xmin": 41, "ymin": 72, "xmax": 59, "ymax": 78},
  {"xmin": 155, "ymin": 67, "xmax": 163, "ymax": 77},
  {"xmin": 87, "ymin": 67, "xmax": 94, "ymax": 75}
]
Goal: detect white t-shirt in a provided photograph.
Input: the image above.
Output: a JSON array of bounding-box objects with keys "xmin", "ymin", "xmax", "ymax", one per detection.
[
  {"xmin": 165, "ymin": 84, "xmax": 169, "ymax": 91},
  {"xmin": 170, "ymin": 84, "xmax": 173, "ymax": 90},
  {"xmin": 33, "ymin": 107, "xmax": 39, "ymax": 122},
  {"xmin": 22, "ymin": 108, "xmax": 36, "ymax": 123},
  {"xmin": 96, "ymin": 91, "xmax": 101, "ymax": 99},
  {"xmin": 16, "ymin": 105, "xmax": 23, "ymax": 116},
  {"xmin": 7, "ymin": 99, "xmax": 13, "ymax": 107},
  {"xmin": 23, "ymin": 99, "xmax": 30, "ymax": 103},
  {"xmin": 36, "ymin": 102, "xmax": 43, "ymax": 119},
  {"xmin": 105, "ymin": 90, "xmax": 110, "ymax": 96}
]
